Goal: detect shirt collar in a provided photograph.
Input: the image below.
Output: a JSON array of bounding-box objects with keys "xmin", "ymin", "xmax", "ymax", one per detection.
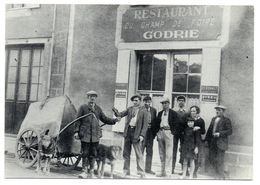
[
  {"xmin": 179, "ymin": 108, "xmax": 185, "ymax": 112},
  {"xmin": 195, "ymin": 116, "xmax": 200, "ymax": 120}
]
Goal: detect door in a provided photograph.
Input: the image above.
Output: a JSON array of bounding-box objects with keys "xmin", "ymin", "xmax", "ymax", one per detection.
[
  {"xmin": 137, "ymin": 53, "xmax": 167, "ymax": 112},
  {"xmin": 5, "ymin": 45, "xmax": 44, "ymax": 134},
  {"xmin": 136, "ymin": 50, "xmax": 202, "ymax": 112}
]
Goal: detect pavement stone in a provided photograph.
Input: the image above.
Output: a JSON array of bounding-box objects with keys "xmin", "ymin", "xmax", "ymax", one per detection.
[{"xmin": 5, "ymin": 135, "xmax": 213, "ymax": 179}]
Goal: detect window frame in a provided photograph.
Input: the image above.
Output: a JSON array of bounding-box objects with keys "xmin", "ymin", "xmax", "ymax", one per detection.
[
  {"xmin": 136, "ymin": 49, "xmax": 202, "ymax": 109},
  {"xmin": 6, "ymin": 4, "xmax": 40, "ymax": 11},
  {"xmin": 5, "ymin": 45, "xmax": 44, "ymax": 103}
]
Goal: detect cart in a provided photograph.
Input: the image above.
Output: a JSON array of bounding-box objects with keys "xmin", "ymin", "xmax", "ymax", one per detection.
[{"xmin": 15, "ymin": 96, "xmax": 91, "ymax": 170}]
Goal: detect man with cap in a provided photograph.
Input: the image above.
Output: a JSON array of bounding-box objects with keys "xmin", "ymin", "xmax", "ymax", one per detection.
[
  {"xmin": 172, "ymin": 95, "xmax": 187, "ymax": 174},
  {"xmin": 205, "ymin": 105, "xmax": 232, "ymax": 179},
  {"xmin": 74, "ymin": 90, "xmax": 120, "ymax": 178},
  {"xmin": 115, "ymin": 94, "xmax": 149, "ymax": 178},
  {"xmin": 154, "ymin": 97, "xmax": 180, "ymax": 177},
  {"xmin": 141, "ymin": 96, "xmax": 157, "ymax": 175}
]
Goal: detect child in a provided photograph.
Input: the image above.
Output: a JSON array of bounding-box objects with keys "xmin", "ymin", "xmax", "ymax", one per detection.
[{"xmin": 180, "ymin": 117, "xmax": 200, "ymax": 179}]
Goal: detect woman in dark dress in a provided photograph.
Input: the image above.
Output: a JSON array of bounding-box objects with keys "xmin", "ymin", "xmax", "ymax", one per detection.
[{"xmin": 190, "ymin": 105, "xmax": 206, "ymax": 178}]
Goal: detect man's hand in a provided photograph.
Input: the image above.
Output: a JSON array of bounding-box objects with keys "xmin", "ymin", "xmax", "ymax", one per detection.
[
  {"xmin": 115, "ymin": 117, "xmax": 121, "ymax": 122},
  {"xmin": 139, "ymin": 136, "xmax": 144, "ymax": 142},
  {"xmin": 193, "ymin": 126, "xmax": 200, "ymax": 131},
  {"xmin": 194, "ymin": 147, "xmax": 199, "ymax": 154},
  {"xmin": 213, "ymin": 132, "xmax": 220, "ymax": 138},
  {"xmin": 74, "ymin": 132, "xmax": 80, "ymax": 140}
]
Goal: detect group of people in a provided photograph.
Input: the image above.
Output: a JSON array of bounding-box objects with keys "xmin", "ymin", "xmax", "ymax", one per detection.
[{"xmin": 74, "ymin": 90, "xmax": 232, "ymax": 179}]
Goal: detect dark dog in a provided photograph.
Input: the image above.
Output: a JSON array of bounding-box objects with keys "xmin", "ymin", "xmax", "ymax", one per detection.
[
  {"xmin": 96, "ymin": 144, "xmax": 122, "ymax": 178},
  {"xmin": 36, "ymin": 130, "xmax": 56, "ymax": 175}
]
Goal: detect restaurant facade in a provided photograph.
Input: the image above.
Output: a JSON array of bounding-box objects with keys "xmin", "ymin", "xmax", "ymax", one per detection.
[{"xmin": 5, "ymin": 4, "xmax": 253, "ymax": 179}]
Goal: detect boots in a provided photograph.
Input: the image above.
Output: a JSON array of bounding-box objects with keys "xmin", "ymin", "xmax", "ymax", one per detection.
[
  {"xmin": 88, "ymin": 169, "xmax": 97, "ymax": 179},
  {"xmin": 78, "ymin": 167, "xmax": 88, "ymax": 179},
  {"xmin": 79, "ymin": 158, "xmax": 89, "ymax": 178}
]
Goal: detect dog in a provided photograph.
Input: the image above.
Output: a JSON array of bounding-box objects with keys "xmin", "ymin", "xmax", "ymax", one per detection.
[
  {"xmin": 96, "ymin": 144, "xmax": 122, "ymax": 178},
  {"xmin": 36, "ymin": 130, "xmax": 56, "ymax": 175}
]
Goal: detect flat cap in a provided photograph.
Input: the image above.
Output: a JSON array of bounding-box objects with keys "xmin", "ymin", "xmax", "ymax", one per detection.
[
  {"xmin": 214, "ymin": 105, "xmax": 227, "ymax": 110},
  {"xmin": 143, "ymin": 96, "xmax": 152, "ymax": 101},
  {"xmin": 160, "ymin": 97, "xmax": 170, "ymax": 103},
  {"xmin": 86, "ymin": 90, "xmax": 98, "ymax": 97},
  {"xmin": 130, "ymin": 94, "xmax": 142, "ymax": 101}
]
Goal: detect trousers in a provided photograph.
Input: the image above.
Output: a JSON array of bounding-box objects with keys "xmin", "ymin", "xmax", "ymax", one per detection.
[
  {"xmin": 157, "ymin": 129, "xmax": 173, "ymax": 175},
  {"xmin": 123, "ymin": 126, "xmax": 145, "ymax": 175},
  {"xmin": 81, "ymin": 141, "xmax": 99, "ymax": 172},
  {"xmin": 141, "ymin": 128, "xmax": 154, "ymax": 172},
  {"xmin": 172, "ymin": 133, "xmax": 184, "ymax": 173},
  {"xmin": 209, "ymin": 142, "xmax": 226, "ymax": 179}
]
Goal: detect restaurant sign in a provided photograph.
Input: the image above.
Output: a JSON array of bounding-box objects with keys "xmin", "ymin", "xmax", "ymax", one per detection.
[{"xmin": 121, "ymin": 6, "xmax": 223, "ymax": 42}]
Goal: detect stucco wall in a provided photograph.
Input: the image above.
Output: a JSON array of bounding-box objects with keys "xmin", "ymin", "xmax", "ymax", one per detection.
[
  {"xmin": 69, "ymin": 5, "xmax": 119, "ymax": 124},
  {"xmin": 5, "ymin": 4, "xmax": 54, "ymax": 39},
  {"xmin": 220, "ymin": 6, "xmax": 254, "ymax": 146}
]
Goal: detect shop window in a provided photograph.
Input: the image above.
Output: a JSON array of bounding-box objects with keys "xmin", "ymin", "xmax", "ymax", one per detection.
[
  {"xmin": 172, "ymin": 53, "xmax": 202, "ymax": 109},
  {"xmin": 137, "ymin": 50, "xmax": 202, "ymax": 111},
  {"xmin": 5, "ymin": 45, "xmax": 44, "ymax": 102},
  {"xmin": 138, "ymin": 53, "xmax": 166, "ymax": 91}
]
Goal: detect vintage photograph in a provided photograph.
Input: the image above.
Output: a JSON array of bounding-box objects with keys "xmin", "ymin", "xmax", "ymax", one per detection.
[{"xmin": 4, "ymin": 3, "xmax": 254, "ymax": 180}]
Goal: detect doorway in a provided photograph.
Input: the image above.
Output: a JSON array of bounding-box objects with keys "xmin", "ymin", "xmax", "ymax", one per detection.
[
  {"xmin": 136, "ymin": 50, "xmax": 202, "ymax": 112},
  {"xmin": 5, "ymin": 45, "xmax": 44, "ymax": 134}
]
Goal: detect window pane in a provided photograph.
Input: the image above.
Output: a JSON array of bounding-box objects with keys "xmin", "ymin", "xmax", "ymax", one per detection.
[
  {"xmin": 9, "ymin": 50, "xmax": 19, "ymax": 67},
  {"xmin": 152, "ymin": 94, "xmax": 164, "ymax": 113},
  {"xmin": 32, "ymin": 49, "xmax": 41, "ymax": 66},
  {"xmin": 173, "ymin": 74, "xmax": 187, "ymax": 92},
  {"xmin": 21, "ymin": 50, "xmax": 30, "ymax": 66},
  {"xmin": 174, "ymin": 55, "xmax": 188, "ymax": 73},
  {"xmin": 6, "ymin": 83, "xmax": 15, "ymax": 99},
  {"xmin": 17, "ymin": 83, "xmax": 27, "ymax": 100},
  {"xmin": 138, "ymin": 54, "xmax": 152, "ymax": 90},
  {"xmin": 187, "ymin": 95, "xmax": 200, "ymax": 108},
  {"xmin": 189, "ymin": 54, "xmax": 202, "ymax": 73},
  {"xmin": 20, "ymin": 67, "xmax": 29, "ymax": 83},
  {"xmin": 7, "ymin": 67, "xmax": 17, "ymax": 83},
  {"xmin": 30, "ymin": 84, "xmax": 38, "ymax": 101},
  {"xmin": 188, "ymin": 74, "xmax": 201, "ymax": 93},
  {"xmin": 31, "ymin": 67, "xmax": 40, "ymax": 83},
  {"xmin": 152, "ymin": 54, "xmax": 166, "ymax": 91}
]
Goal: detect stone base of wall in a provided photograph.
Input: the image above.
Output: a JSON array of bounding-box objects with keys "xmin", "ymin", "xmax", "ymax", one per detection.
[{"xmin": 225, "ymin": 145, "xmax": 253, "ymax": 179}]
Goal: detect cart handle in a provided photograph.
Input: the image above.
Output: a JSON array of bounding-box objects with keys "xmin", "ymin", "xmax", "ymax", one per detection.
[{"xmin": 58, "ymin": 113, "xmax": 105, "ymax": 136}]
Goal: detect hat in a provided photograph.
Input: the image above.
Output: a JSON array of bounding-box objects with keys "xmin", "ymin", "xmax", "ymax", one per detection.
[
  {"xmin": 177, "ymin": 95, "xmax": 186, "ymax": 101},
  {"xmin": 130, "ymin": 94, "xmax": 142, "ymax": 101},
  {"xmin": 86, "ymin": 90, "xmax": 98, "ymax": 97},
  {"xmin": 214, "ymin": 105, "xmax": 227, "ymax": 110},
  {"xmin": 160, "ymin": 97, "xmax": 170, "ymax": 103},
  {"xmin": 143, "ymin": 96, "xmax": 152, "ymax": 101}
]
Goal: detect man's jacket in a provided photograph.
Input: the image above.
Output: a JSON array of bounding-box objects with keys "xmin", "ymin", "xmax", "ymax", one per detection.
[
  {"xmin": 75, "ymin": 103, "xmax": 116, "ymax": 143},
  {"xmin": 118, "ymin": 106, "xmax": 149, "ymax": 143}
]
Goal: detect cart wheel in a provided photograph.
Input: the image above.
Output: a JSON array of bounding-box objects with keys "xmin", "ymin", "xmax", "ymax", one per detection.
[
  {"xmin": 15, "ymin": 128, "xmax": 40, "ymax": 168},
  {"xmin": 58, "ymin": 154, "xmax": 82, "ymax": 170}
]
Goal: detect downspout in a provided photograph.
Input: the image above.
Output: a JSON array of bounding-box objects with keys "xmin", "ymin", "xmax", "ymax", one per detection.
[
  {"xmin": 63, "ymin": 4, "xmax": 75, "ymax": 96},
  {"xmin": 47, "ymin": 4, "xmax": 57, "ymax": 97}
]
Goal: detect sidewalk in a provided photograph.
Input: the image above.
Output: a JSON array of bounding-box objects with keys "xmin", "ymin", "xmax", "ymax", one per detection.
[{"xmin": 5, "ymin": 135, "xmax": 212, "ymax": 179}]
